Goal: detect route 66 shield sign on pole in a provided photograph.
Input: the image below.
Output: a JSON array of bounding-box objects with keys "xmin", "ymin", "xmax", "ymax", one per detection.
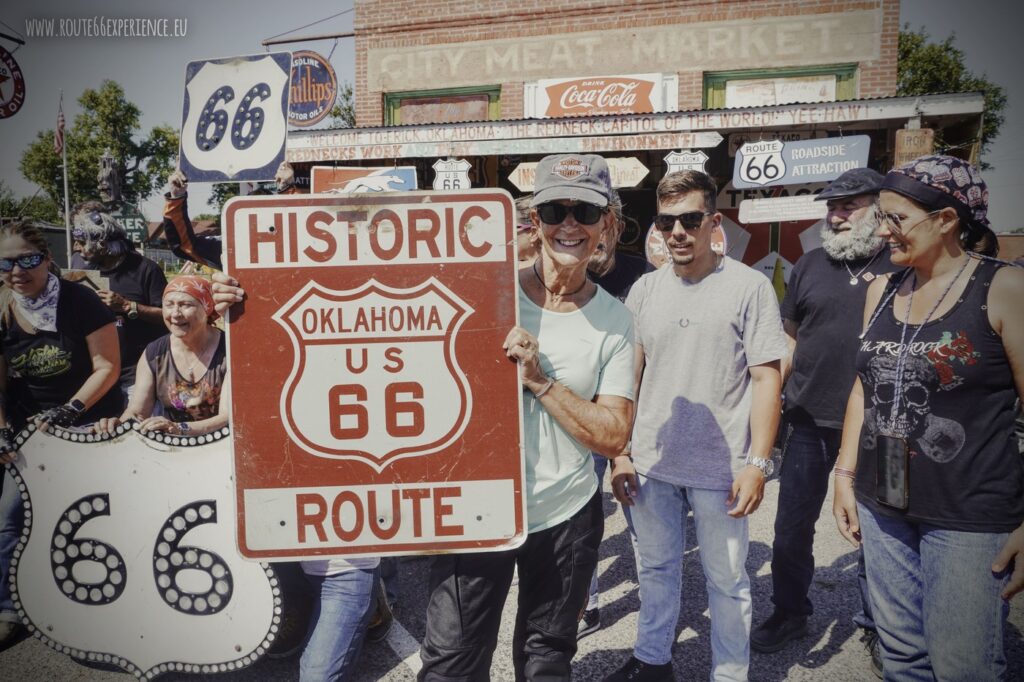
[
  {"xmin": 224, "ymin": 190, "xmax": 525, "ymax": 560},
  {"xmin": 734, "ymin": 140, "xmax": 786, "ymax": 188},
  {"xmin": 8, "ymin": 424, "xmax": 279, "ymax": 679},
  {"xmin": 179, "ymin": 52, "xmax": 292, "ymax": 182}
]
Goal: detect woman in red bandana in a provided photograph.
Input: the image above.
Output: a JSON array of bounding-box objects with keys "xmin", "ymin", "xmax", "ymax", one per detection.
[{"xmin": 97, "ymin": 275, "xmax": 227, "ymax": 436}]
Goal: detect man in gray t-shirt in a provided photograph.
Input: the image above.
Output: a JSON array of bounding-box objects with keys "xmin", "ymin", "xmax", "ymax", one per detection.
[{"xmin": 605, "ymin": 170, "xmax": 787, "ymax": 682}]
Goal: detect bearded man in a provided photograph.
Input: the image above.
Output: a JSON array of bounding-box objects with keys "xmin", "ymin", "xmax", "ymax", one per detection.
[{"xmin": 751, "ymin": 168, "xmax": 898, "ymax": 678}]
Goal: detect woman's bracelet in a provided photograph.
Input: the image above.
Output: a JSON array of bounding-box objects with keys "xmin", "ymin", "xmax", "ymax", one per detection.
[
  {"xmin": 833, "ymin": 467, "xmax": 857, "ymax": 480},
  {"xmin": 533, "ymin": 377, "xmax": 555, "ymax": 399}
]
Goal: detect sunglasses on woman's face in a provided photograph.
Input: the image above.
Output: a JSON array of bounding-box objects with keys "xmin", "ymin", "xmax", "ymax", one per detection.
[
  {"xmin": 654, "ymin": 211, "xmax": 712, "ymax": 232},
  {"xmin": 536, "ymin": 202, "xmax": 607, "ymax": 226},
  {"xmin": 0, "ymin": 253, "xmax": 46, "ymax": 272}
]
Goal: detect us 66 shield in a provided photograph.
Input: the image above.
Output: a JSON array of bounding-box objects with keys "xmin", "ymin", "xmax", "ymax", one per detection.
[
  {"xmin": 224, "ymin": 190, "xmax": 525, "ymax": 561},
  {"xmin": 179, "ymin": 52, "xmax": 292, "ymax": 182}
]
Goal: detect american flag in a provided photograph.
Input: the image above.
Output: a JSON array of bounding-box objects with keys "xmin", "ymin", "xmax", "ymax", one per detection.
[{"xmin": 54, "ymin": 94, "xmax": 65, "ymax": 156}]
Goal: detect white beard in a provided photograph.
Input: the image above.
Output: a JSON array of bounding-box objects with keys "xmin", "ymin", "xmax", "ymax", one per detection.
[{"xmin": 821, "ymin": 210, "xmax": 884, "ymax": 261}]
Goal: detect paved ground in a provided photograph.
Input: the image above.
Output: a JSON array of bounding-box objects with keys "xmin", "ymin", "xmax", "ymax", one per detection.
[{"xmin": 3, "ymin": 475, "xmax": 1022, "ymax": 681}]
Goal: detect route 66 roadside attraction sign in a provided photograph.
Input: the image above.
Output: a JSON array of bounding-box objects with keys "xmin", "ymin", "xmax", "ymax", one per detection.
[{"xmin": 225, "ymin": 190, "xmax": 525, "ymax": 560}]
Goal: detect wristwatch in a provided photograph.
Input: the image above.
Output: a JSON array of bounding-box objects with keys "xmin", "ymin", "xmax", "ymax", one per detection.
[
  {"xmin": 127, "ymin": 301, "xmax": 139, "ymax": 320},
  {"xmin": 744, "ymin": 454, "xmax": 774, "ymax": 478}
]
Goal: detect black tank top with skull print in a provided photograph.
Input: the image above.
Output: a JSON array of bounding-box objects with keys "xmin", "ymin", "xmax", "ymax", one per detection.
[{"xmin": 854, "ymin": 258, "xmax": 1023, "ymax": 531}]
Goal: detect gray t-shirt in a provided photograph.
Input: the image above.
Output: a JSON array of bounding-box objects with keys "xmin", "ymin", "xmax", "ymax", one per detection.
[{"xmin": 626, "ymin": 258, "xmax": 787, "ymax": 490}]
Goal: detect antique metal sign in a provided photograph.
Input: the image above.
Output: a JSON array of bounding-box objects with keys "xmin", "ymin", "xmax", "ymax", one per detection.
[
  {"xmin": 509, "ymin": 157, "xmax": 648, "ymax": 191},
  {"xmin": 288, "ymin": 50, "xmax": 337, "ymax": 128},
  {"xmin": 310, "ymin": 165, "xmax": 417, "ymax": 193},
  {"xmin": 9, "ymin": 424, "xmax": 279, "ymax": 679},
  {"xmin": 734, "ymin": 135, "xmax": 870, "ymax": 188},
  {"xmin": 664, "ymin": 150, "xmax": 708, "ymax": 174},
  {"xmin": 523, "ymin": 73, "xmax": 678, "ymax": 119},
  {"xmin": 893, "ymin": 128, "xmax": 934, "ymax": 168},
  {"xmin": 432, "ymin": 158, "xmax": 472, "ymax": 190},
  {"xmin": 224, "ymin": 191, "xmax": 524, "ymax": 560},
  {"xmin": 0, "ymin": 45, "xmax": 26, "ymax": 118},
  {"xmin": 179, "ymin": 52, "xmax": 292, "ymax": 182}
]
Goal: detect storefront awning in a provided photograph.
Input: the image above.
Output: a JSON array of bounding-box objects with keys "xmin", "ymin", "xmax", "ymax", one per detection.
[{"xmin": 286, "ymin": 93, "xmax": 984, "ymax": 163}]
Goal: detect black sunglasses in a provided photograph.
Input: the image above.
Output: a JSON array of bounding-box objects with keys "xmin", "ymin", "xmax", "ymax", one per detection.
[
  {"xmin": 536, "ymin": 202, "xmax": 607, "ymax": 226},
  {"xmin": 0, "ymin": 253, "xmax": 47, "ymax": 272},
  {"xmin": 654, "ymin": 211, "xmax": 712, "ymax": 232}
]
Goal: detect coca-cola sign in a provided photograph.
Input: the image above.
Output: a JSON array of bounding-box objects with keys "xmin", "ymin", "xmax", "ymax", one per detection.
[{"xmin": 544, "ymin": 77, "xmax": 656, "ymax": 117}]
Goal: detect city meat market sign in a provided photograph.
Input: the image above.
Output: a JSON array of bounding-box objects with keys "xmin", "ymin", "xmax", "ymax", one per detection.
[
  {"xmin": 288, "ymin": 50, "xmax": 337, "ymax": 128},
  {"xmin": 368, "ymin": 10, "xmax": 881, "ymax": 91},
  {"xmin": 224, "ymin": 191, "xmax": 524, "ymax": 560}
]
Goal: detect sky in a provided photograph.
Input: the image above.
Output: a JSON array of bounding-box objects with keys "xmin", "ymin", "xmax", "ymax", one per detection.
[{"xmin": 1, "ymin": 0, "xmax": 1022, "ymax": 229}]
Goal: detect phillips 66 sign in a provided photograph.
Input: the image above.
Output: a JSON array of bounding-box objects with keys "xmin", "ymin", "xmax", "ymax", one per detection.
[{"xmin": 224, "ymin": 191, "xmax": 525, "ymax": 560}]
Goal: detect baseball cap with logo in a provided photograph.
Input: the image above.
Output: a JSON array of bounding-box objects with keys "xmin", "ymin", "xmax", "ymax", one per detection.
[{"xmin": 530, "ymin": 154, "xmax": 613, "ymax": 208}]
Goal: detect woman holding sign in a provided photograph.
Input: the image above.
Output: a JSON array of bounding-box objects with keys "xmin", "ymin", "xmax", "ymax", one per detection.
[
  {"xmin": 832, "ymin": 155, "xmax": 1024, "ymax": 680},
  {"xmin": 0, "ymin": 220, "xmax": 122, "ymax": 645},
  {"xmin": 96, "ymin": 275, "xmax": 228, "ymax": 436},
  {"xmin": 418, "ymin": 154, "xmax": 635, "ymax": 681}
]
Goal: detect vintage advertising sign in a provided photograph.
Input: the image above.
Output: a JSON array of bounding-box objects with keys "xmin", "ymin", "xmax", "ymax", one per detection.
[
  {"xmin": 179, "ymin": 52, "xmax": 292, "ymax": 182},
  {"xmin": 738, "ymin": 195, "xmax": 827, "ymax": 223},
  {"xmin": 523, "ymin": 73, "xmax": 678, "ymax": 118},
  {"xmin": 224, "ymin": 191, "xmax": 524, "ymax": 560},
  {"xmin": 432, "ymin": 158, "xmax": 472, "ymax": 190},
  {"xmin": 288, "ymin": 50, "xmax": 338, "ymax": 128},
  {"xmin": 310, "ymin": 165, "xmax": 417, "ymax": 193},
  {"xmin": 508, "ymin": 157, "xmax": 648, "ymax": 192},
  {"xmin": 734, "ymin": 135, "xmax": 870, "ymax": 188},
  {"xmin": 8, "ymin": 424, "xmax": 279, "ymax": 679},
  {"xmin": 893, "ymin": 128, "xmax": 935, "ymax": 168},
  {"xmin": 0, "ymin": 45, "xmax": 26, "ymax": 118},
  {"xmin": 664, "ymin": 150, "xmax": 709, "ymax": 174}
]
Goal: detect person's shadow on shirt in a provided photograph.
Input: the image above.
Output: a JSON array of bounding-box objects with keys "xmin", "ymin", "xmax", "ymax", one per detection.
[{"xmin": 649, "ymin": 396, "xmax": 732, "ymax": 485}]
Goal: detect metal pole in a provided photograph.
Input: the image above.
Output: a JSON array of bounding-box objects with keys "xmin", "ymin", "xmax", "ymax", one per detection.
[
  {"xmin": 261, "ymin": 30, "xmax": 354, "ymax": 47},
  {"xmin": 60, "ymin": 92, "xmax": 72, "ymax": 269}
]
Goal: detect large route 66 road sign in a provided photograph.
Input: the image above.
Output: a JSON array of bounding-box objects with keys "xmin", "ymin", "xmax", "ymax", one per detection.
[
  {"xmin": 225, "ymin": 190, "xmax": 525, "ymax": 561},
  {"xmin": 8, "ymin": 424, "xmax": 280, "ymax": 679},
  {"xmin": 179, "ymin": 52, "xmax": 292, "ymax": 182}
]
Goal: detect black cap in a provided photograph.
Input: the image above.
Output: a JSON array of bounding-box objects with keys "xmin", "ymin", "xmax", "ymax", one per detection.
[{"xmin": 814, "ymin": 168, "xmax": 885, "ymax": 202}]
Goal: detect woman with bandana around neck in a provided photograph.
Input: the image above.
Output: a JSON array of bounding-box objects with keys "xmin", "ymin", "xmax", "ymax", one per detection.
[
  {"xmin": 95, "ymin": 275, "xmax": 228, "ymax": 437},
  {"xmin": 0, "ymin": 220, "xmax": 122, "ymax": 645},
  {"xmin": 833, "ymin": 155, "xmax": 1024, "ymax": 681}
]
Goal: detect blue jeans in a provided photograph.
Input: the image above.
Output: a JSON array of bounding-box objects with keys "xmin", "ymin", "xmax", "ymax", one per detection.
[
  {"xmin": 858, "ymin": 503, "xmax": 1010, "ymax": 681},
  {"xmin": 300, "ymin": 567, "xmax": 378, "ymax": 682},
  {"xmin": 626, "ymin": 474, "xmax": 750, "ymax": 681},
  {"xmin": 0, "ymin": 466, "xmax": 24, "ymax": 623},
  {"xmin": 772, "ymin": 422, "xmax": 874, "ymax": 628},
  {"xmin": 587, "ymin": 454, "xmax": 638, "ymax": 611}
]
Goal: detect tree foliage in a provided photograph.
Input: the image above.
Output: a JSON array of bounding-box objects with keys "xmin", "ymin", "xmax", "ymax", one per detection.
[
  {"xmin": 897, "ymin": 26, "xmax": 1006, "ymax": 165},
  {"xmin": 19, "ymin": 80, "xmax": 179, "ymax": 216},
  {"xmin": 0, "ymin": 181, "xmax": 60, "ymax": 223}
]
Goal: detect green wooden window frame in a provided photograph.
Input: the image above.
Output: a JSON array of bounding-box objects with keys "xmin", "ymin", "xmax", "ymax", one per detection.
[
  {"xmin": 703, "ymin": 64, "xmax": 858, "ymax": 109},
  {"xmin": 384, "ymin": 85, "xmax": 501, "ymax": 125}
]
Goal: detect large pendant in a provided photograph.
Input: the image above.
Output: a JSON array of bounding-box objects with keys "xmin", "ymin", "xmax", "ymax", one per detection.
[{"xmin": 849, "ymin": 277, "xmax": 859, "ymax": 285}]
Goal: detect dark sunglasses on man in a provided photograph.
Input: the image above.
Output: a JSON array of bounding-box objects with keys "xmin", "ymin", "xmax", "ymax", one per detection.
[
  {"xmin": 535, "ymin": 202, "xmax": 607, "ymax": 226},
  {"xmin": 0, "ymin": 253, "xmax": 47, "ymax": 272},
  {"xmin": 654, "ymin": 211, "xmax": 713, "ymax": 232}
]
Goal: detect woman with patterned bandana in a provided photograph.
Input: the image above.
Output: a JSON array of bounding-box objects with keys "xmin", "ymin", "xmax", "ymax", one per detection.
[{"xmin": 833, "ymin": 155, "xmax": 1024, "ymax": 680}]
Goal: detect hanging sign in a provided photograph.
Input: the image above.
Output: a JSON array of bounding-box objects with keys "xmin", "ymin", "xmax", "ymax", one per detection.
[
  {"xmin": 224, "ymin": 190, "xmax": 525, "ymax": 560},
  {"xmin": 733, "ymin": 135, "xmax": 870, "ymax": 188},
  {"xmin": 179, "ymin": 52, "xmax": 292, "ymax": 182},
  {"xmin": 508, "ymin": 157, "xmax": 648, "ymax": 192},
  {"xmin": 664, "ymin": 150, "xmax": 709, "ymax": 174},
  {"xmin": 0, "ymin": 45, "xmax": 26, "ymax": 118},
  {"xmin": 9, "ymin": 425, "xmax": 279, "ymax": 680},
  {"xmin": 288, "ymin": 50, "xmax": 338, "ymax": 128},
  {"xmin": 738, "ymin": 194, "xmax": 828, "ymax": 223},
  {"xmin": 893, "ymin": 128, "xmax": 934, "ymax": 168},
  {"xmin": 432, "ymin": 158, "xmax": 472, "ymax": 190}
]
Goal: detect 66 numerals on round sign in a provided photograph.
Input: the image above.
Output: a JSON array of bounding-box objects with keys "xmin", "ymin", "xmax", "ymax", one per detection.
[{"xmin": 50, "ymin": 494, "xmax": 233, "ymax": 617}]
